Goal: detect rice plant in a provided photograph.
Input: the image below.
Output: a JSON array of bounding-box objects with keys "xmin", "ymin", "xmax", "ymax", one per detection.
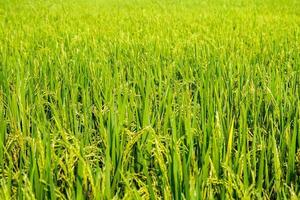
[{"xmin": 0, "ymin": 0, "xmax": 300, "ymax": 199}]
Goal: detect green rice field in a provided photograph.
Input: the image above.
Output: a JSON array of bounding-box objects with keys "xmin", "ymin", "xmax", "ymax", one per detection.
[{"xmin": 0, "ymin": 0, "xmax": 300, "ymax": 199}]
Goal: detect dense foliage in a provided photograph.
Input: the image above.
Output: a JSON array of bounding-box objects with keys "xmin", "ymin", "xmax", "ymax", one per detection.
[{"xmin": 0, "ymin": 0, "xmax": 300, "ymax": 199}]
